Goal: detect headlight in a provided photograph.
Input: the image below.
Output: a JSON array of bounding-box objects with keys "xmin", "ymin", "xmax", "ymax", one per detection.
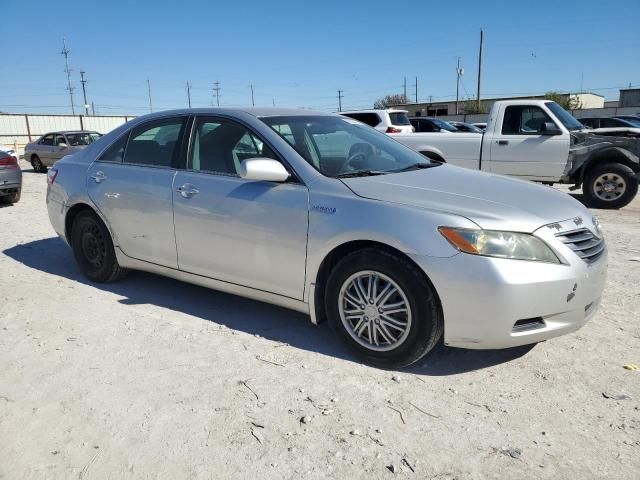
[{"xmin": 438, "ymin": 227, "xmax": 561, "ymax": 264}]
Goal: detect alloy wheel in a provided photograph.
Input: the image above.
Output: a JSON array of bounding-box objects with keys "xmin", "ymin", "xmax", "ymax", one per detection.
[{"xmin": 338, "ymin": 271, "xmax": 412, "ymax": 352}]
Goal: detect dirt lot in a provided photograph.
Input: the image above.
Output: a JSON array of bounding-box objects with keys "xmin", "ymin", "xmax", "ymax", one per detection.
[{"xmin": 1, "ymin": 161, "xmax": 639, "ymax": 479}]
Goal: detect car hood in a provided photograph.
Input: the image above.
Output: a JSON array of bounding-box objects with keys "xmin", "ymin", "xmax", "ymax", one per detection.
[{"xmin": 340, "ymin": 164, "xmax": 590, "ymax": 232}]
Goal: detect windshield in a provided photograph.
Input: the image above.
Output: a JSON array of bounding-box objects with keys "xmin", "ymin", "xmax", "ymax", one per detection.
[
  {"xmin": 545, "ymin": 102, "xmax": 584, "ymax": 131},
  {"xmin": 66, "ymin": 132, "xmax": 102, "ymax": 146},
  {"xmin": 618, "ymin": 117, "xmax": 640, "ymax": 127},
  {"xmin": 389, "ymin": 112, "xmax": 410, "ymax": 126},
  {"xmin": 261, "ymin": 115, "xmax": 435, "ymax": 177}
]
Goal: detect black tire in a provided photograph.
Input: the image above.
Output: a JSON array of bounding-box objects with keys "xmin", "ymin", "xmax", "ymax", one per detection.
[
  {"xmin": 0, "ymin": 191, "xmax": 20, "ymax": 204},
  {"xmin": 31, "ymin": 155, "xmax": 46, "ymax": 173},
  {"xmin": 70, "ymin": 210, "xmax": 126, "ymax": 283},
  {"xmin": 583, "ymin": 162, "xmax": 638, "ymax": 209},
  {"xmin": 325, "ymin": 247, "xmax": 443, "ymax": 368}
]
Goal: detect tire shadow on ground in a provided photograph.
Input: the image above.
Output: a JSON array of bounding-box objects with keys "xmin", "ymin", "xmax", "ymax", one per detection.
[{"xmin": 4, "ymin": 237, "xmax": 535, "ymax": 375}]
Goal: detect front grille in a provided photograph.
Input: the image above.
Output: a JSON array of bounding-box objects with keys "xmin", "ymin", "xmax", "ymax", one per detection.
[{"xmin": 555, "ymin": 228, "xmax": 605, "ymax": 264}]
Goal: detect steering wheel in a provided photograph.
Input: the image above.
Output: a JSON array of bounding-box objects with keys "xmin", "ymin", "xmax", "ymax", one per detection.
[
  {"xmin": 341, "ymin": 151, "xmax": 368, "ymax": 172},
  {"xmin": 341, "ymin": 143, "xmax": 374, "ymax": 172}
]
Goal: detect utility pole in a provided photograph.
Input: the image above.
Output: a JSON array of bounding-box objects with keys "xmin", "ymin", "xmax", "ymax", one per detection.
[
  {"xmin": 212, "ymin": 80, "xmax": 221, "ymax": 107},
  {"xmin": 61, "ymin": 38, "xmax": 75, "ymax": 114},
  {"xmin": 413, "ymin": 77, "xmax": 418, "ymax": 103},
  {"xmin": 272, "ymin": 98, "xmax": 276, "ymax": 107},
  {"xmin": 403, "ymin": 77, "xmax": 407, "ymax": 100},
  {"xmin": 476, "ymin": 29, "xmax": 484, "ymax": 112},
  {"xmin": 455, "ymin": 56, "xmax": 463, "ymax": 115},
  {"xmin": 147, "ymin": 78, "xmax": 153, "ymax": 113},
  {"xmin": 91, "ymin": 102, "xmax": 96, "ymax": 116},
  {"xmin": 80, "ymin": 70, "xmax": 89, "ymax": 115},
  {"xmin": 337, "ymin": 89, "xmax": 343, "ymax": 112},
  {"xmin": 186, "ymin": 81, "xmax": 192, "ymax": 108},
  {"xmin": 250, "ymin": 84, "xmax": 255, "ymax": 106}
]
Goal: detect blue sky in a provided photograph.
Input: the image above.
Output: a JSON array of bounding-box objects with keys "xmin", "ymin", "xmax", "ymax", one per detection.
[{"xmin": 1, "ymin": 0, "xmax": 639, "ymax": 114}]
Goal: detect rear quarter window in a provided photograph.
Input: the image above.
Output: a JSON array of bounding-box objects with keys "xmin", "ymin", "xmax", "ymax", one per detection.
[{"xmin": 389, "ymin": 112, "xmax": 410, "ymax": 126}]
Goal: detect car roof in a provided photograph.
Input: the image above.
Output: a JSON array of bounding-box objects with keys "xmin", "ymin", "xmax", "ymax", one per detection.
[
  {"xmin": 132, "ymin": 107, "xmax": 333, "ymax": 119},
  {"xmin": 339, "ymin": 109, "xmax": 408, "ymax": 114},
  {"xmin": 43, "ymin": 130, "xmax": 100, "ymax": 135}
]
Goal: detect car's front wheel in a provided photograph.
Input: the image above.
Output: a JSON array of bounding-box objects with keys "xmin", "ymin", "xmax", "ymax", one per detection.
[
  {"xmin": 325, "ymin": 248, "xmax": 443, "ymax": 368},
  {"xmin": 70, "ymin": 210, "xmax": 126, "ymax": 283}
]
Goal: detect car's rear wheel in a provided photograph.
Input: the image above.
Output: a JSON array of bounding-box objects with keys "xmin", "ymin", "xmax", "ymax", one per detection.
[
  {"xmin": 325, "ymin": 247, "xmax": 443, "ymax": 368},
  {"xmin": 31, "ymin": 155, "xmax": 46, "ymax": 173},
  {"xmin": 0, "ymin": 192, "xmax": 21, "ymax": 204},
  {"xmin": 583, "ymin": 162, "xmax": 638, "ymax": 209},
  {"xmin": 70, "ymin": 210, "xmax": 126, "ymax": 282}
]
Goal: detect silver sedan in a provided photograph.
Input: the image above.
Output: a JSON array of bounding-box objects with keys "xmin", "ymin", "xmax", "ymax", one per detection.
[
  {"xmin": 46, "ymin": 108, "xmax": 607, "ymax": 367},
  {"xmin": 24, "ymin": 130, "xmax": 102, "ymax": 173}
]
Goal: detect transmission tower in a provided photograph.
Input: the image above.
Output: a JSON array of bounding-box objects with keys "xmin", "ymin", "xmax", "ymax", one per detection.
[{"xmin": 61, "ymin": 38, "xmax": 76, "ymax": 114}]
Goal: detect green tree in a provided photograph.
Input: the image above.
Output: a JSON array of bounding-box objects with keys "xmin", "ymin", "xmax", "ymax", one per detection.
[
  {"xmin": 373, "ymin": 94, "xmax": 410, "ymax": 109},
  {"xmin": 544, "ymin": 91, "xmax": 583, "ymax": 110},
  {"xmin": 461, "ymin": 99, "xmax": 487, "ymax": 114}
]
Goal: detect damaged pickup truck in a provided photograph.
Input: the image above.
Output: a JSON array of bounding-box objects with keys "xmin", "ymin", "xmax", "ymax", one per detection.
[{"xmin": 392, "ymin": 100, "xmax": 640, "ymax": 209}]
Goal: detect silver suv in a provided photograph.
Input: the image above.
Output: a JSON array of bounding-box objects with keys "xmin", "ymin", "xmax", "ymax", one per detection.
[{"xmin": 46, "ymin": 108, "xmax": 607, "ymax": 367}]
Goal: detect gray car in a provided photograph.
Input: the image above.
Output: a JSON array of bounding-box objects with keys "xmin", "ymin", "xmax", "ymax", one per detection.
[
  {"xmin": 0, "ymin": 147, "xmax": 22, "ymax": 204},
  {"xmin": 46, "ymin": 108, "xmax": 607, "ymax": 367},
  {"xmin": 24, "ymin": 130, "xmax": 102, "ymax": 173}
]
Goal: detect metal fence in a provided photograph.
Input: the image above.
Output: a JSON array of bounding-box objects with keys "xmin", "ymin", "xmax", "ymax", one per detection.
[{"xmin": 0, "ymin": 113, "xmax": 134, "ymax": 154}]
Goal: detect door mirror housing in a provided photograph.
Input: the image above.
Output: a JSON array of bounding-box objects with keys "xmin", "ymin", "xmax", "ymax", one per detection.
[
  {"xmin": 239, "ymin": 158, "xmax": 290, "ymax": 182},
  {"xmin": 58, "ymin": 142, "xmax": 68, "ymax": 148},
  {"xmin": 540, "ymin": 122, "xmax": 562, "ymax": 135}
]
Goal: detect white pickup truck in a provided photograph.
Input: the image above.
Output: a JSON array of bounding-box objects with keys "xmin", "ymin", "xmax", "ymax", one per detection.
[{"xmin": 391, "ymin": 100, "xmax": 640, "ymax": 209}]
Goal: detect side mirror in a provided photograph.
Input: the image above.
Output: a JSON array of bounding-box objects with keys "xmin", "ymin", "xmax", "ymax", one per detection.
[
  {"xmin": 239, "ymin": 158, "xmax": 290, "ymax": 182},
  {"xmin": 540, "ymin": 122, "xmax": 562, "ymax": 135},
  {"xmin": 58, "ymin": 142, "xmax": 68, "ymax": 148}
]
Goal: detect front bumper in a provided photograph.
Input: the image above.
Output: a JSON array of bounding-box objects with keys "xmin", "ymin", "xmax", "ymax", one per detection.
[{"xmin": 410, "ymin": 247, "xmax": 607, "ymax": 350}]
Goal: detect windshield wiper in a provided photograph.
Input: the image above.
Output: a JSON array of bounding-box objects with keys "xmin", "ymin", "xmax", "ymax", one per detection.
[
  {"xmin": 392, "ymin": 162, "xmax": 439, "ymax": 173},
  {"xmin": 335, "ymin": 169, "xmax": 388, "ymax": 178}
]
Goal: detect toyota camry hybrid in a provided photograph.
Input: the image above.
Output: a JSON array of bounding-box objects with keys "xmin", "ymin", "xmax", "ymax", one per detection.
[{"xmin": 46, "ymin": 108, "xmax": 607, "ymax": 367}]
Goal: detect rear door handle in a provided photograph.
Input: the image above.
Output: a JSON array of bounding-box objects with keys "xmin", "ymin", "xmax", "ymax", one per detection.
[
  {"xmin": 91, "ymin": 171, "xmax": 107, "ymax": 183},
  {"xmin": 176, "ymin": 183, "xmax": 200, "ymax": 198},
  {"xmin": 497, "ymin": 140, "xmax": 509, "ymax": 145}
]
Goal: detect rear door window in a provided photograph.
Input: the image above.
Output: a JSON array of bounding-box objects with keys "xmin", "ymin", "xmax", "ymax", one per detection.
[
  {"xmin": 124, "ymin": 118, "xmax": 186, "ymax": 167},
  {"xmin": 342, "ymin": 113, "xmax": 381, "ymax": 127}
]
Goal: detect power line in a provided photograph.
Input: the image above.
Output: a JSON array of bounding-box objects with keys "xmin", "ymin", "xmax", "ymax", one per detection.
[
  {"xmin": 60, "ymin": 38, "xmax": 75, "ymax": 114},
  {"xmin": 212, "ymin": 80, "xmax": 221, "ymax": 107},
  {"xmin": 147, "ymin": 78, "xmax": 153, "ymax": 113},
  {"xmin": 80, "ymin": 70, "xmax": 89, "ymax": 115},
  {"xmin": 476, "ymin": 28, "xmax": 484, "ymax": 109}
]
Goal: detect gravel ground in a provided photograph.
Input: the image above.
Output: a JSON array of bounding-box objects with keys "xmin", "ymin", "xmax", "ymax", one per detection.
[{"xmin": 1, "ymin": 161, "xmax": 639, "ymax": 479}]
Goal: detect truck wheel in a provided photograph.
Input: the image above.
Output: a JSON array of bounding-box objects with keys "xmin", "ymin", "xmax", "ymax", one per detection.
[
  {"xmin": 325, "ymin": 247, "xmax": 443, "ymax": 368},
  {"xmin": 583, "ymin": 163, "xmax": 638, "ymax": 209}
]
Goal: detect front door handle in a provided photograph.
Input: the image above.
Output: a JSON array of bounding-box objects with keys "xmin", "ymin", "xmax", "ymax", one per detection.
[
  {"xmin": 497, "ymin": 140, "xmax": 509, "ymax": 146},
  {"xmin": 176, "ymin": 183, "xmax": 200, "ymax": 198},
  {"xmin": 91, "ymin": 171, "xmax": 107, "ymax": 183}
]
